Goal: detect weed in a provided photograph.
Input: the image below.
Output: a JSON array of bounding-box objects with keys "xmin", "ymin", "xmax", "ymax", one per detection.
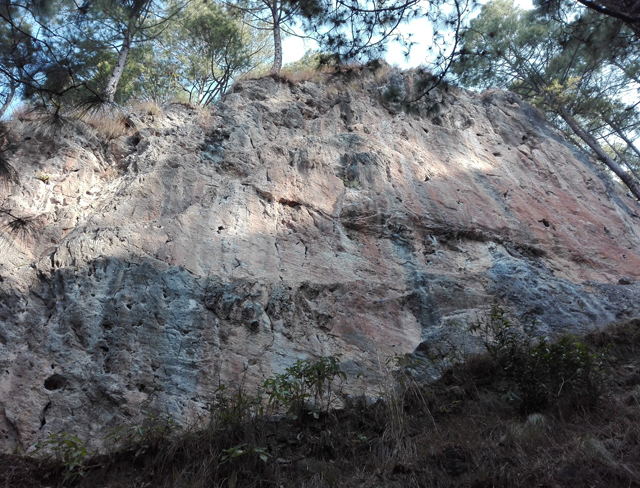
[
  {"xmin": 209, "ymin": 383, "xmax": 263, "ymax": 430},
  {"xmin": 104, "ymin": 410, "xmax": 178, "ymax": 457},
  {"xmin": 221, "ymin": 443, "xmax": 269, "ymax": 463},
  {"xmin": 31, "ymin": 432, "xmax": 91, "ymax": 483},
  {"xmin": 341, "ymin": 176, "xmax": 360, "ymax": 189},
  {"xmin": 35, "ymin": 172, "xmax": 49, "ymax": 184}
]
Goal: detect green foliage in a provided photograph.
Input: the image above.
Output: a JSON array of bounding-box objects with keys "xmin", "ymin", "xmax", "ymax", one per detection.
[
  {"xmin": 125, "ymin": 0, "xmax": 267, "ymax": 106},
  {"xmin": 21, "ymin": 335, "xmax": 640, "ymax": 487},
  {"xmin": 209, "ymin": 383, "xmax": 264, "ymax": 431},
  {"xmin": 32, "ymin": 432, "xmax": 91, "ymax": 483},
  {"xmin": 341, "ymin": 176, "xmax": 360, "ymax": 188},
  {"xmin": 221, "ymin": 443, "xmax": 270, "ymax": 463},
  {"xmin": 454, "ymin": 0, "xmax": 640, "ymax": 197},
  {"xmin": 470, "ymin": 306, "xmax": 605, "ymax": 412},
  {"xmin": 263, "ymin": 355, "xmax": 346, "ymax": 420},
  {"xmin": 104, "ymin": 410, "xmax": 178, "ymax": 457},
  {"xmin": 282, "ymin": 51, "xmax": 324, "ymax": 73},
  {"xmin": 381, "ymin": 85, "xmax": 404, "ymax": 104}
]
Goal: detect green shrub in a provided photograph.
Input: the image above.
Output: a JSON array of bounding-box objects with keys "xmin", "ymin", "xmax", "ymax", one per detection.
[
  {"xmin": 470, "ymin": 306, "xmax": 605, "ymax": 412},
  {"xmin": 263, "ymin": 355, "xmax": 346, "ymax": 420},
  {"xmin": 381, "ymin": 85, "xmax": 404, "ymax": 104}
]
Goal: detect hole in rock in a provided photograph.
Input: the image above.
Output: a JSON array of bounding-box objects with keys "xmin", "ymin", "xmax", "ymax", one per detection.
[
  {"xmin": 541, "ymin": 219, "xmax": 551, "ymax": 227},
  {"xmin": 39, "ymin": 402, "xmax": 51, "ymax": 429},
  {"xmin": 44, "ymin": 374, "xmax": 67, "ymax": 391}
]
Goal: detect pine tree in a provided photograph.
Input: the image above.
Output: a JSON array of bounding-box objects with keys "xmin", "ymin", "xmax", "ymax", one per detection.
[{"xmin": 455, "ymin": 0, "xmax": 640, "ymax": 201}]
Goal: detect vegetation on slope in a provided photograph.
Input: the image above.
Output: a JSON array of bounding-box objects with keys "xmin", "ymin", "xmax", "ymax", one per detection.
[{"xmin": 2, "ymin": 308, "xmax": 640, "ymax": 488}]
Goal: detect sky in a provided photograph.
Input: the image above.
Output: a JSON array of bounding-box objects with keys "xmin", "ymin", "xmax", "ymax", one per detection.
[
  {"xmin": 281, "ymin": 16, "xmax": 435, "ymax": 69},
  {"xmin": 282, "ymin": 0, "xmax": 534, "ymax": 69}
]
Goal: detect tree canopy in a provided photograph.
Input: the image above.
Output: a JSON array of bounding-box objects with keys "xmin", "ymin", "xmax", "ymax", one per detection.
[{"xmin": 455, "ymin": 0, "xmax": 640, "ymax": 200}]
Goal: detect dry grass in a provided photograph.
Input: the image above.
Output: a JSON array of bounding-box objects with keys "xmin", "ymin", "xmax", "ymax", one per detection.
[
  {"xmin": 279, "ymin": 66, "xmax": 333, "ymax": 84},
  {"xmin": 8, "ymin": 101, "xmax": 165, "ymax": 143},
  {"xmin": 236, "ymin": 59, "xmax": 366, "ymax": 87},
  {"xmin": 81, "ymin": 111, "xmax": 129, "ymax": 140},
  {"xmin": 10, "ymin": 103, "xmax": 41, "ymax": 122},
  {"xmin": 193, "ymin": 105, "xmax": 214, "ymax": 129},
  {"xmin": 372, "ymin": 61, "xmax": 394, "ymax": 84},
  {"xmin": 132, "ymin": 101, "xmax": 163, "ymax": 117},
  {"xmin": 5, "ymin": 318, "xmax": 640, "ymax": 488},
  {"xmin": 6, "ymin": 103, "xmax": 130, "ymax": 142}
]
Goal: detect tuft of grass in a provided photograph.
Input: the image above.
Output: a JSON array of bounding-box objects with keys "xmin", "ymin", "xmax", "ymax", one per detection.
[
  {"xmin": 0, "ymin": 122, "xmax": 18, "ymax": 182},
  {"xmin": 279, "ymin": 67, "xmax": 325, "ymax": 84},
  {"xmin": 81, "ymin": 111, "xmax": 129, "ymax": 140},
  {"xmin": 1, "ymin": 208, "xmax": 38, "ymax": 240},
  {"xmin": 133, "ymin": 101, "xmax": 163, "ymax": 117}
]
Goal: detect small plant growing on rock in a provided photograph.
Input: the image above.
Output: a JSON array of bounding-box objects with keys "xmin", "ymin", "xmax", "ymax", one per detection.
[
  {"xmin": 35, "ymin": 172, "xmax": 50, "ymax": 184},
  {"xmin": 341, "ymin": 176, "xmax": 360, "ymax": 189},
  {"xmin": 381, "ymin": 85, "xmax": 404, "ymax": 104}
]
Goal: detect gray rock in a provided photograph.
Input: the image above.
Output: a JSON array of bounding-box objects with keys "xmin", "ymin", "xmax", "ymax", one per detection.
[{"xmin": 1, "ymin": 67, "xmax": 640, "ymax": 452}]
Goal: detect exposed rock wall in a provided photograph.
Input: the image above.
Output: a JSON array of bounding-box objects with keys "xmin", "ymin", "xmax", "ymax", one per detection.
[{"xmin": 1, "ymin": 67, "xmax": 640, "ymax": 452}]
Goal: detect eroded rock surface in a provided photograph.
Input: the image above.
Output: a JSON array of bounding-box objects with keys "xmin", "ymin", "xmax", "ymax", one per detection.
[{"xmin": 1, "ymin": 67, "xmax": 640, "ymax": 451}]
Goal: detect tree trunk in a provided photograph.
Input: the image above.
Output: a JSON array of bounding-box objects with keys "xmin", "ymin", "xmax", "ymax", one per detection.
[
  {"xmin": 603, "ymin": 120, "xmax": 640, "ymax": 181},
  {"xmin": 576, "ymin": 0, "xmax": 640, "ymax": 38},
  {"xmin": 606, "ymin": 118, "xmax": 640, "ymax": 160},
  {"xmin": 270, "ymin": 3, "xmax": 282, "ymax": 76},
  {"xmin": 0, "ymin": 82, "xmax": 16, "ymax": 119},
  {"xmin": 556, "ymin": 104, "xmax": 640, "ymax": 201},
  {"xmin": 608, "ymin": 143, "xmax": 640, "ymax": 182},
  {"xmin": 103, "ymin": 31, "xmax": 133, "ymax": 104}
]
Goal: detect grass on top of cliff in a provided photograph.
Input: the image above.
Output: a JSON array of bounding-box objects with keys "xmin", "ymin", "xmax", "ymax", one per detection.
[{"xmin": 3, "ymin": 312, "xmax": 640, "ymax": 488}]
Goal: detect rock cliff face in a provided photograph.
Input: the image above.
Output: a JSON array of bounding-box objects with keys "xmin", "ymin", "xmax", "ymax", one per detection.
[{"xmin": 1, "ymin": 66, "xmax": 640, "ymax": 452}]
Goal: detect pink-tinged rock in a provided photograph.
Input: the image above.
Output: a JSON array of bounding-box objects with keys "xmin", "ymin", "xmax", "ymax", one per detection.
[{"xmin": 1, "ymin": 68, "xmax": 639, "ymax": 452}]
